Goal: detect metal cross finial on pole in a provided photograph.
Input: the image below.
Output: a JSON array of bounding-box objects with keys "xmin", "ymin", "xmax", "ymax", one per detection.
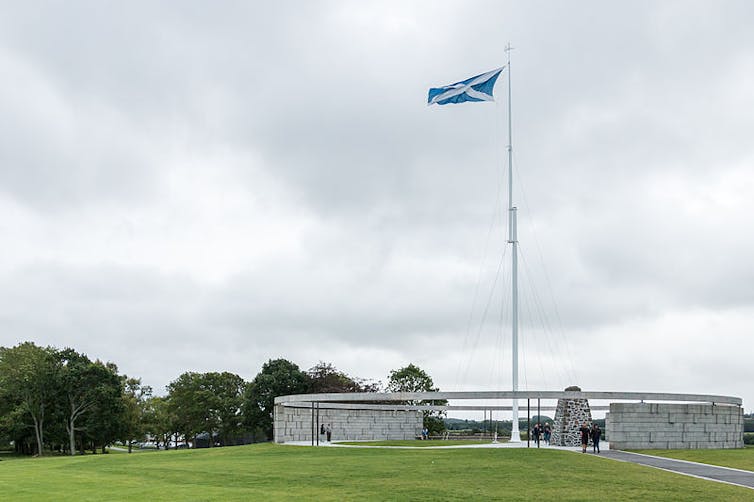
[{"xmin": 505, "ymin": 41, "xmax": 521, "ymax": 442}]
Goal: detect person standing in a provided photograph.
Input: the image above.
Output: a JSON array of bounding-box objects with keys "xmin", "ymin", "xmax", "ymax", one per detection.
[
  {"xmin": 543, "ymin": 422, "xmax": 551, "ymax": 446},
  {"xmin": 326, "ymin": 424, "xmax": 332, "ymax": 443},
  {"xmin": 580, "ymin": 423, "xmax": 590, "ymax": 453},
  {"xmin": 533, "ymin": 423, "xmax": 541, "ymax": 447},
  {"xmin": 591, "ymin": 423, "xmax": 601, "ymax": 453}
]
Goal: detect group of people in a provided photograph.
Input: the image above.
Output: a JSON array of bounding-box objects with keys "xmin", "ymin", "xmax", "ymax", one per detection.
[
  {"xmin": 530, "ymin": 421, "xmax": 602, "ymax": 453},
  {"xmin": 319, "ymin": 423, "xmax": 332, "ymax": 442},
  {"xmin": 580, "ymin": 422, "xmax": 602, "ymax": 453},
  {"xmin": 530, "ymin": 422, "xmax": 552, "ymax": 446}
]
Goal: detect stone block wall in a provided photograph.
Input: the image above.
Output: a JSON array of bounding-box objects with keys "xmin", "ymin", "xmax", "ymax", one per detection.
[
  {"xmin": 606, "ymin": 403, "xmax": 743, "ymax": 450},
  {"xmin": 552, "ymin": 398, "xmax": 593, "ymax": 446},
  {"xmin": 274, "ymin": 405, "xmax": 423, "ymax": 443}
]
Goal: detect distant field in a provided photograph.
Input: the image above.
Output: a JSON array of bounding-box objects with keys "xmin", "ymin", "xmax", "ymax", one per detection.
[
  {"xmin": 0, "ymin": 443, "xmax": 752, "ymax": 501},
  {"xmin": 631, "ymin": 446, "xmax": 754, "ymax": 472}
]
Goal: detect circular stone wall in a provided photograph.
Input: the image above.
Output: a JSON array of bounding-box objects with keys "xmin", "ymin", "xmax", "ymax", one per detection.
[{"xmin": 274, "ymin": 390, "xmax": 743, "ymax": 449}]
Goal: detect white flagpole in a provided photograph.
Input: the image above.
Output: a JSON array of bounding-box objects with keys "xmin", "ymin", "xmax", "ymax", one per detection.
[{"xmin": 505, "ymin": 42, "xmax": 521, "ymax": 442}]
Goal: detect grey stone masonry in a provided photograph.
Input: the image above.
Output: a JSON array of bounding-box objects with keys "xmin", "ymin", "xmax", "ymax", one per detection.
[
  {"xmin": 606, "ymin": 402, "xmax": 743, "ymax": 450},
  {"xmin": 551, "ymin": 396, "xmax": 593, "ymax": 446},
  {"xmin": 274, "ymin": 405, "xmax": 423, "ymax": 443}
]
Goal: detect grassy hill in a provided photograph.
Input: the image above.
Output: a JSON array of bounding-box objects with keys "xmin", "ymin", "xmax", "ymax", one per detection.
[{"xmin": 0, "ymin": 443, "xmax": 751, "ymax": 501}]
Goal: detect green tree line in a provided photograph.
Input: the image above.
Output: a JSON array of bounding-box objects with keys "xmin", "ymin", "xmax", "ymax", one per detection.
[{"xmin": 0, "ymin": 342, "xmax": 443, "ymax": 456}]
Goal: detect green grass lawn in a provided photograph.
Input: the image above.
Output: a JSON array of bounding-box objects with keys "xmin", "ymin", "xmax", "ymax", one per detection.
[
  {"xmin": 0, "ymin": 443, "xmax": 752, "ymax": 501},
  {"xmin": 632, "ymin": 446, "xmax": 754, "ymax": 472}
]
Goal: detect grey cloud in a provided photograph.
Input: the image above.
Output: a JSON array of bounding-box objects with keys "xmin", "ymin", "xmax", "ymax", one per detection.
[{"xmin": 1, "ymin": 1, "xmax": 753, "ymax": 408}]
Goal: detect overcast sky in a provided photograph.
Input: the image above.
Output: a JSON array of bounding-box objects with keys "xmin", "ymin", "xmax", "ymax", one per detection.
[{"xmin": 1, "ymin": 1, "xmax": 753, "ymax": 413}]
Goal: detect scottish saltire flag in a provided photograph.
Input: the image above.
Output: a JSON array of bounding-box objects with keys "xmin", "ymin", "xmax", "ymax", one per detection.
[{"xmin": 428, "ymin": 66, "xmax": 506, "ymax": 106}]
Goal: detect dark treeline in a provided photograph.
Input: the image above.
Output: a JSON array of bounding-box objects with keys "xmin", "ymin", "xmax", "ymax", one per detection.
[{"xmin": 0, "ymin": 343, "xmax": 442, "ymax": 456}]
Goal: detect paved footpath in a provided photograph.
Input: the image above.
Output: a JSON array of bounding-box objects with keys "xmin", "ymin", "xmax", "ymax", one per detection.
[{"xmin": 599, "ymin": 450, "xmax": 754, "ymax": 490}]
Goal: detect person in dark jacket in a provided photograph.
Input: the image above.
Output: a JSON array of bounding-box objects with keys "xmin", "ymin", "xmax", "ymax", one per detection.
[
  {"xmin": 543, "ymin": 422, "xmax": 551, "ymax": 446},
  {"xmin": 580, "ymin": 423, "xmax": 590, "ymax": 453},
  {"xmin": 591, "ymin": 423, "xmax": 601, "ymax": 453}
]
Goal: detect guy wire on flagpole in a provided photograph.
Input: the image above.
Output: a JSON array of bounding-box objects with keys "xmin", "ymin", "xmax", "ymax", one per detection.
[
  {"xmin": 426, "ymin": 48, "xmax": 520, "ymax": 440},
  {"xmin": 505, "ymin": 41, "xmax": 521, "ymax": 442}
]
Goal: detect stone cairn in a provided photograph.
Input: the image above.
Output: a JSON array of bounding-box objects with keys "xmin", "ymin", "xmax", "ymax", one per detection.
[{"xmin": 551, "ymin": 385, "xmax": 593, "ymax": 447}]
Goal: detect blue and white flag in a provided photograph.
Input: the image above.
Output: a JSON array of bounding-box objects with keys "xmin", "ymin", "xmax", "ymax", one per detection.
[{"xmin": 427, "ymin": 66, "xmax": 505, "ymax": 106}]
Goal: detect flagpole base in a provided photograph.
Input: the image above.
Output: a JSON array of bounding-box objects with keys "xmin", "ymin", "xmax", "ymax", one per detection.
[{"xmin": 508, "ymin": 425, "xmax": 522, "ymax": 443}]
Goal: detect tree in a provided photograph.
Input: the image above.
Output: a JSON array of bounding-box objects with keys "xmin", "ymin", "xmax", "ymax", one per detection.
[
  {"xmin": 387, "ymin": 364, "xmax": 438, "ymax": 394},
  {"xmin": 203, "ymin": 372, "xmax": 246, "ymax": 446},
  {"xmin": 166, "ymin": 372, "xmax": 209, "ymax": 445},
  {"xmin": 0, "ymin": 405, "xmax": 38, "ymax": 454},
  {"xmin": 142, "ymin": 396, "xmax": 176, "ymax": 449},
  {"xmin": 243, "ymin": 359, "xmax": 309, "ymax": 440},
  {"xmin": 120, "ymin": 377, "xmax": 153, "ymax": 452},
  {"xmin": 0, "ymin": 343, "xmax": 131, "ymax": 456},
  {"xmin": 82, "ymin": 362, "xmax": 125, "ymax": 454},
  {"xmin": 165, "ymin": 371, "xmax": 245, "ymax": 447},
  {"xmin": 387, "ymin": 363, "xmax": 447, "ymax": 434},
  {"xmin": 307, "ymin": 362, "xmax": 380, "ymax": 393},
  {"xmin": 58, "ymin": 349, "xmax": 93, "ymax": 455},
  {"xmin": 0, "ymin": 343, "xmax": 61, "ymax": 456},
  {"xmin": 58, "ymin": 349, "xmax": 123, "ymax": 455}
]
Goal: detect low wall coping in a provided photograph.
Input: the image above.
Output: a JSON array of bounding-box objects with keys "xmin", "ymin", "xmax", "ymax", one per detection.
[
  {"xmin": 275, "ymin": 391, "xmax": 741, "ymax": 406},
  {"xmin": 279, "ymin": 402, "xmax": 611, "ymax": 412}
]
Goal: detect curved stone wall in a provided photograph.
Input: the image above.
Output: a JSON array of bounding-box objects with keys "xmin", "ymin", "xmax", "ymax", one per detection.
[
  {"xmin": 273, "ymin": 391, "xmax": 743, "ymax": 448},
  {"xmin": 606, "ymin": 403, "xmax": 743, "ymax": 450},
  {"xmin": 274, "ymin": 404, "xmax": 422, "ymax": 443}
]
